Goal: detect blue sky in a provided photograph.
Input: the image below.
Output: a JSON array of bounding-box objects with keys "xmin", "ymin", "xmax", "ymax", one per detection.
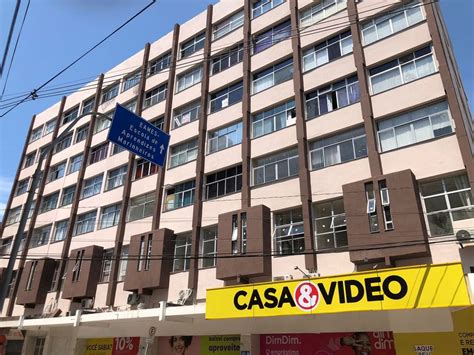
[{"xmin": 0, "ymin": 0, "xmax": 472, "ymax": 219}]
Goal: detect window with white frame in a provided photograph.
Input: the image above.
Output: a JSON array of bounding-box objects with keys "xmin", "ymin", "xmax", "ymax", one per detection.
[
  {"xmin": 169, "ymin": 139, "xmax": 198, "ymax": 168},
  {"xmin": 81, "ymin": 174, "xmax": 103, "ymax": 199},
  {"xmin": 362, "ymin": 0, "xmax": 424, "ymax": 45},
  {"xmin": 274, "ymin": 208, "xmax": 304, "ymax": 255},
  {"xmin": 173, "ymin": 234, "xmax": 192, "ymax": 272},
  {"xmin": 201, "ymin": 226, "xmax": 217, "ymax": 268},
  {"xmin": 211, "ymin": 44, "xmax": 244, "ymax": 76},
  {"xmin": 99, "ymin": 203, "xmax": 121, "ymax": 229},
  {"xmin": 74, "ymin": 124, "xmax": 89, "ymax": 143},
  {"xmin": 253, "ymin": 148, "xmax": 298, "ymax": 185},
  {"xmin": 54, "ymin": 133, "xmax": 73, "ymax": 153},
  {"xmin": 377, "ymin": 101, "xmax": 452, "ymax": 152},
  {"xmin": 122, "ymin": 71, "xmax": 141, "ymax": 92},
  {"xmin": 39, "ymin": 192, "xmax": 59, "ymax": 213},
  {"xmin": 208, "ymin": 121, "xmax": 242, "ymax": 154},
  {"xmin": 111, "ymin": 143, "xmax": 126, "ymax": 156},
  {"xmin": 7, "ymin": 270, "xmax": 17, "ymax": 297},
  {"xmin": 148, "ymin": 52, "xmax": 171, "ymax": 76},
  {"xmin": 369, "ymin": 45, "xmax": 436, "ymax": 94},
  {"xmin": 306, "ymin": 75, "xmax": 360, "ymax": 119},
  {"xmin": 53, "ymin": 219, "xmax": 68, "ymax": 242},
  {"xmin": 94, "ymin": 114, "xmax": 111, "ymax": 133},
  {"xmin": 252, "ymin": 0, "xmax": 285, "ymax": 18},
  {"xmin": 209, "ymin": 81, "xmax": 243, "ymax": 113},
  {"xmin": 180, "ymin": 33, "xmax": 205, "ymax": 58},
  {"xmin": 252, "ymin": 58, "xmax": 293, "ymax": 94},
  {"xmin": 314, "ymin": 199, "xmax": 347, "ymax": 250},
  {"xmin": 123, "ymin": 100, "xmax": 137, "ymax": 113},
  {"xmin": 134, "ymin": 158, "xmax": 158, "ymax": 180},
  {"xmin": 309, "ymin": 127, "xmax": 367, "ymax": 170},
  {"xmin": 28, "ymin": 201, "xmax": 35, "ymax": 219},
  {"xmin": 0, "ymin": 237, "xmax": 12, "ymax": 255},
  {"xmin": 48, "ymin": 161, "xmax": 66, "ymax": 182},
  {"xmin": 81, "ymin": 97, "xmax": 95, "ymax": 114},
  {"xmin": 15, "ymin": 178, "xmax": 29, "ymax": 196},
  {"xmin": 127, "ymin": 193, "xmax": 155, "ymax": 221},
  {"xmin": 379, "ymin": 180, "xmax": 394, "ymax": 231},
  {"xmin": 89, "ymin": 142, "xmax": 109, "ymax": 164},
  {"xmin": 302, "ymin": 30, "xmax": 353, "ymax": 72},
  {"xmin": 62, "ymin": 106, "xmax": 79, "ymax": 125},
  {"xmin": 150, "ymin": 116, "xmax": 164, "ymax": 130},
  {"xmin": 43, "ymin": 119, "xmax": 56, "ymax": 136},
  {"xmin": 49, "ymin": 264, "xmax": 59, "ymax": 291},
  {"xmin": 34, "ymin": 337, "xmax": 46, "ymax": 355},
  {"xmin": 106, "ymin": 165, "xmax": 127, "ymax": 191},
  {"xmin": 420, "ymin": 174, "xmax": 474, "ymax": 237},
  {"xmin": 252, "ymin": 100, "xmax": 295, "ymax": 138},
  {"xmin": 365, "ymin": 182, "xmax": 380, "ymax": 233},
  {"xmin": 101, "ymin": 83, "xmax": 119, "ymax": 103},
  {"xmin": 213, "ymin": 10, "xmax": 244, "ymax": 40},
  {"xmin": 118, "ymin": 245, "xmax": 129, "ymax": 281},
  {"xmin": 173, "ymin": 100, "xmax": 200, "ymax": 128},
  {"xmin": 205, "ymin": 165, "xmax": 242, "ymax": 200},
  {"xmin": 74, "ymin": 210, "xmax": 97, "ymax": 236},
  {"xmin": 30, "ymin": 126, "xmax": 43, "ymax": 142},
  {"xmin": 137, "ymin": 234, "xmax": 153, "ymax": 271},
  {"xmin": 24, "ymin": 151, "xmax": 36, "ymax": 169},
  {"xmin": 164, "ymin": 180, "xmax": 195, "ymax": 211},
  {"xmin": 253, "ymin": 20, "xmax": 291, "ymax": 54},
  {"xmin": 31, "ymin": 224, "xmax": 52, "ymax": 248},
  {"xmin": 99, "ymin": 249, "xmax": 113, "ymax": 283},
  {"xmin": 143, "ymin": 84, "xmax": 167, "ymax": 108},
  {"xmin": 72, "ymin": 250, "xmax": 84, "ymax": 282},
  {"xmin": 67, "ymin": 154, "xmax": 83, "ymax": 174},
  {"xmin": 26, "ymin": 261, "xmax": 38, "ymax": 291},
  {"xmin": 176, "ymin": 66, "xmax": 203, "ymax": 93},
  {"xmin": 300, "ymin": 0, "xmax": 347, "ymax": 27},
  {"xmin": 60, "ymin": 185, "xmax": 76, "ymax": 207}
]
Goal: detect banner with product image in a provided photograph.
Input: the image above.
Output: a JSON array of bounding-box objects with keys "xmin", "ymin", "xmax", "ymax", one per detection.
[{"xmin": 156, "ymin": 335, "xmax": 240, "ymax": 355}]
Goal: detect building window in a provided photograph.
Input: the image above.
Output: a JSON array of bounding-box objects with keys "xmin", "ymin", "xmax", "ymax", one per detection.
[
  {"xmin": 211, "ymin": 44, "xmax": 244, "ymax": 75},
  {"xmin": 0, "ymin": 237, "xmax": 12, "ymax": 255},
  {"xmin": 314, "ymin": 199, "xmax": 347, "ymax": 249},
  {"xmin": 209, "ymin": 81, "xmax": 243, "ymax": 113},
  {"xmin": 111, "ymin": 143, "xmax": 126, "ymax": 155},
  {"xmin": 379, "ymin": 180, "xmax": 394, "ymax": 230},
  {"xmin": 127, "ymin": 193, "xmax": 155, "ymax": 221},
  {"xmin": 89, "ymin": 142, "xmax": 109, "ymax": 164},
  {"xmin": 101, "ymin": 83, "xmax": 120, "ymax": 103},
  {"xmin": 309, "ymin": 127, "xmax": 367, "ymax": 170},
  {"xmin": 48, "ymin": 161, "xmax": 66, "ymax": 182},
  {"xmin": 99, "ymin": 249, "xmax": 113, "ymax": 283},
  {"xmin": 82, "ymin": 97, "xmax": 95, "ymax": 114},
  {"xmin": 75, "ymin": 124, "xmax": 89, "ymax": 143},
  {"xmin": 15, "ymin": 178, "xmax": 29, "ymax": 196},
  {"xmin": 300, "ymin": 0, "xmax": 347, "ymax": 27},
  {"xmin": 253, "ymin": 148, "xmax": 298, "ymax": 185},
  {"xmin": 43, "ymin": 119, "xmax": 56, "ymax": 136},
  {"xmin": 53, "ymin": 219, "xmax": 68, "ymax": 242},
  {"xmin": 39, "ymin": 192, "xmax": 59, "ymax": 213},
  {"xmin": 274, "ymin": 208, "xmax": 304, "ymax": 255},
  {"xmin": 377, "ymin": 101, "xmax": 452, "ymax": 152},
  {"xmin": 118, "ymin": 245, "xmax": 129, "ymax": 281},
  {"xmin": 106, "ymin": 165, "xmax": 127, "ymax": 191},
  {"xmin": 31, "ymin": 225, "xmax": 52, "ymax": 248},
  {"xmin": 173, "ymin": 100, "xmax": 200, "ymax": 129},
  {"xmin": 99, "ymin": 203, "xmax": 121, "ymax": 229},
  {"xmin": 34, "ymin": 337, "xmax": 46, "ymax": 355},
  {"xmin": 213, "ymin": 10, "xmax": 244, "ymax": 40},
  {"xmin": 201, "ymin": 226, "xmax": 217, "ymax": 268},
  {"xmin": 94, "ymin": 114, "xmax": 111, "ymax": 133},
  {"xmin": 252, "ymin": 100, "xmax": 295, "ymax": 138},
  {"xmin": 143, "ymin": 84, "xmax": 167, "ymax": 108},
  {"xmin": 205, "ymin": 165, "xmax": 242, "ymax": 200},
  {"xmin": 176, "ymin": 66, "xmax": 203, "ymax": 93},
  {"xmin": 137, "ymin": 234, "xmax": 153, "ymax": 272},
  {"xmin": 365, "ymin": 182, "xmax": 380, "ymax": 233},
  {"xmin": 74, "ymin": 210, "xmax": 97, "ymax": 235},
  {"xmin": 164, "ymin": 180, "xmax": 196, "ymax": 211},
  {"xmin": 123, "ymin": 100, "xmax": 137, "ymax": 113},
  {"xmin": 148, "ymin": 52, "xmax": 171, "ymax": 76},
  {"xmin": 7, "ymin": 270, "xmax": 17, "ymax": 298},
  {"xmin": 30, "ymin": 126, "xmax": 43, "ymax": 142},
  {"xmin": 134, "ymin": 158, "xmax": 158, "ymax": 180},
  {"xmin": 173, "ymin": 234, "xmax": 192, "ymax": 272},
  {"xmin": 122, "ymin": 71, "xmax": 141, "ymax": 92},
  {"xmin": 24, "ymin": 151, "xmax": 36, "ymax": 169},
  {"xmin": 253, "ymin": 0, "xmax": 285, "ymax": 18},
  {"xmin": 305, "ymin": 75, "xmax": 360, "ymax": 119},
  {"xmin": 169, "ymin": 139, "xmax": 198, "ymax": 168},
  {"xmin": 26, "ymin": 261, "xmax": 38, "ymax": 291},
  {"xmin": 369, "ymin": 45, "xmax": 436, "ymax": 94},
  {"xmin": 54, "ymin": 133, "xmax": 73, "ymax": 153},
  {"xmin": 68, "ymin": 154, "xmax": 83, "ymax": 174},
  {"xmin": 60, "ymin": 185, "xmax": 76, "ymax": 206},
  {"xmin": 62, "ymin": 106, "xmax": 79, "ymax": 125},
  {"xmin": 302, "ymin": 30, "xmax": 353, "ymax": 72},
  {"xmin": 150, "ymin": 116, "xmax": 164, "ymax": 130},
  {"xmin": 208, "ymin": 121, "xmax": 242, "ymax": 154},
  {"xmin": 36, "ymin": 147, "xmax": 47, "ymax": 163},
  {"xmin": 253, "ymin": 20, "xmax": 291, "ymax": 54},
  {"xmin": 28, "ymin": 201, "xmax": 35, "ymax": 219},
  {"xmin": 421, "ymin": 174, "xmax": 474, "ymax": 237},
  {"xmin": 252, "ymin": 58, "xmax": 293, "ymax": 94},
  {"xmin": 81, "ymin": 174, "xmax": 103, "ymax": 199},
  {"xmin": 362, "ymin": 0, "xmax": 424, "ymax": 45},
  {"xmin": 72, "ymin": 250, "xmax": 85, "ymax": 282},
  {"xmin": 180, "ymin": 32, "xmax": 205, "ymax": 58}
]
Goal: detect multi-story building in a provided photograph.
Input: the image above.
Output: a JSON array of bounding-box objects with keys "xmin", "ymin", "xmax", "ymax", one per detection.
[{"xmin": 1, "ymin": 0, "xmax": 473, "ymax": 354}]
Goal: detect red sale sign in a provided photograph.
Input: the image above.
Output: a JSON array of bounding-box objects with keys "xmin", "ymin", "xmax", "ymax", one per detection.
[
  {"xmin": 261, "ymin": 332, "xmax": 396, "ymax": 355},
  {"xmin": 112, "ymin": 337, "xmax": 140, "ymax": 355}
]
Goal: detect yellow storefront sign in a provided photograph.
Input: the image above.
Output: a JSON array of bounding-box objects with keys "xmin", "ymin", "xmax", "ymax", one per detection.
[
  {"xmin": 206, "ymin": 263, "xmax": 472, "ymax": 319},
  {"xmin": 85, "ymin": 338, "xmax": 113, "ymax": 355}
]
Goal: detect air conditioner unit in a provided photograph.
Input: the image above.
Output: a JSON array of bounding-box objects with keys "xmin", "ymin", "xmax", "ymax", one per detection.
[
  {"xmin": 127, "ymin": 292, "xmax": 141, "ymax": 306},
  {"xmin": 272, "ymin": 275, "xmax": 293, "ymax": 281},
  {"xmin": 80, "ymin": 298, "xmax": 94, "ymax": 309},
  {"xmin": 455, "ymin": 229, "xmax": 473, "ymax": 245}
]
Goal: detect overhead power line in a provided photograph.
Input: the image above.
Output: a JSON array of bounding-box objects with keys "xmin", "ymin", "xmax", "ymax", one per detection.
[{"xmin": 0, "ymin": 0, "xmax": 21, "ymax": 78}]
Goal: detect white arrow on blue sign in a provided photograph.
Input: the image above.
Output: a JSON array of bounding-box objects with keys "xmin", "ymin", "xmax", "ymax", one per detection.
[{"xmin": 107, "ymin": 104, "xmax": 170, "ymax": 167}]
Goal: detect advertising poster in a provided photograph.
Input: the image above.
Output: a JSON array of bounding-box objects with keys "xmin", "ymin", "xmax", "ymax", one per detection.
[
  {"xmin": 260, "ymin": 332, "xmax": 396, "ymax": 355},
  {"xmin": 156, "ymin": 335, "xmax": 240, "ymax": 355},
  {"xmin": 85, "ymin": 337, "xmax": 139, "ymax": 355}
]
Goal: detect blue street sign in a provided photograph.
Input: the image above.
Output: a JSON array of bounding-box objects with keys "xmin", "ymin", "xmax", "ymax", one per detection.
[{"xmin": 107, "ymin": 104, "xmax": 170, "ymax": 167}]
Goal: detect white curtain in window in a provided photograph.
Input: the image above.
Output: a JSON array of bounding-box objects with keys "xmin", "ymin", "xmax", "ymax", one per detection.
[
  {"xmin": 377, "ymin": 20, "xmax": 392, "ymax": 38},
  {"xmin": 324, "ymin": 145, "xmax": 340, "ymax": 166},
  {"xmin": 315, "ymin": 49, "xmax": 329, "ymax": 67},
  {"xmin": 303, "ymin": 54, "xmax": 316, "ymax": 72},
  {"xmin": 415, "ymin": 56, "xmax": 435, "ymax": 77},
  {"xmin": 413, "ymin": 118, "xmax": 432, "ymax": 142},
  {"xmin": 253, "ymin": 76, "xmax": 273, "ymax": 93},
  {"xmin": 395, "ymin": 124, "xmax": 414, "ymax": 147},
  {"xmin": 363, "ymin": 26, "xmax": 377, "ymax": 45},
  {"xmin": 431, "ymin": 112, "xmax": 452, "ymax": 135},
  {"xmin": 402, "ymin": 62, "xmax": 417, "ymax": 82},
  {"xmin": 406, "ymin": 6, "xmax": 423, "ymax": 25},
  {"xmin": 341, "ymin": 37, "xmax": 353, "ymax": 55},
  {"xmin": 372, "ymin": 68, "xmax": 402, "ymax": 94},
  {"xmin": 391, "ymin": 13, "xmax": 407, "ymax": 32}
]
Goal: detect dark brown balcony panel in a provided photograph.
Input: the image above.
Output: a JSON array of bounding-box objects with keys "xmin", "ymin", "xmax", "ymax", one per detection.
[
  {"xmin": 16, "ymin": 258, "xmax": 56, "ymax": 307},
  {"xmin": 62, "ymin": 245, "xmax": 103, "ymax": 301},
  {"xmin": 0, "ymin": 267, "xmax": 5, "ymax": 285},
  {"xmin": 216, "ymin": 205, "xmax": 272, "ymax": 281},
  {"xmin": 124, "ymin": 228, "xmax": 175, "ymax": 294},
  {"xmin": 343, "ymin": 169, "xmax": 429, "ymax": 265}
]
